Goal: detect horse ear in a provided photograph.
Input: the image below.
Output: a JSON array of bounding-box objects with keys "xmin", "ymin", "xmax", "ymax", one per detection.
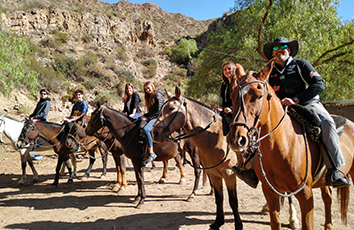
[
  {"xmin": 235, "ymin": 63, "xmax": 245, "ymax": 83},
  {"xmin": 165, "ymin": 89, "xmax": 173, "ymax": 99},
  {"xmin": 258, "ymin": 58, "xmax": 274, "ymax": 81},
  {"xmin": 175, "ymin": 86, "xmax": 181, "ymax": 99},
  {"xmin": 96, "ymin": 102, "xmax": 101, "ymax": 109}
]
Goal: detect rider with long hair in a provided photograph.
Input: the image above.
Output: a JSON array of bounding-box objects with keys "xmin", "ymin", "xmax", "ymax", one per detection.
[
  {"xmin": 123, "ymin": 83, "xmax": 142, "ymax": 120},
  {"xmin": 139, "ymin": 82, "xmax": 164, "ymax": 165}
]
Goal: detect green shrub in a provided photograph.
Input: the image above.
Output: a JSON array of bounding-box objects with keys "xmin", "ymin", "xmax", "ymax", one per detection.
[
  {"xmin": 53, "ymin": 54, "xmax": 79, "ymax": 77},
  {"xmin": 54, "ymin": 32, "xmax": 69, "ymax": 44},
  {"xmin": 137, "ymin": 45, "xmax": 155, "ymax": 58},
  {"xmin": 93, "ymin": 91, "xmax": 118, "ymax": 107}
]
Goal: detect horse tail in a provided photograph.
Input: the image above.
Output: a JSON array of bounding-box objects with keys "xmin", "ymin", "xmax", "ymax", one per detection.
[{"xmin": 337, "ymin": 185, "xmax": 350, "ymax": 225}]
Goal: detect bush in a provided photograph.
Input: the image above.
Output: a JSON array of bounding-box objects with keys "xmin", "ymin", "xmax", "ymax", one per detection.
[
  {"xmin": 137, "ymin": 44, "xmax": 155, "ymax": 58},
  {"xmin": 93, "ymin": 91, "xmax": 118, "ymax": 107},
  {"xmin": 116, "ymin": 47, "xmax": 129, "ymax": 62},
  {"xmin": 53, "ymin": 54, "xmax": 79, "ymax": 77},
  {"xmin": 53, "ymin": 31, "xmax": 69, "ymax": 44}
]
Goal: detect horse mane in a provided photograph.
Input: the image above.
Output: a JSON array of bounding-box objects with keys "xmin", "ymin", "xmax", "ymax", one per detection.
[
  {"xmin": 172, "ymin": 96, "xmax": 215, "ymax": 112},
  {"xmin": 4, "ymin": 116, "xmax": 22, "ymax": 123}
]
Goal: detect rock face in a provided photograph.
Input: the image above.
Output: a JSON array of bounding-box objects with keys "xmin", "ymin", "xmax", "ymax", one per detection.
[{"xmin": 0, "ymin": 0, "xmax": 212, "ymax": 81}]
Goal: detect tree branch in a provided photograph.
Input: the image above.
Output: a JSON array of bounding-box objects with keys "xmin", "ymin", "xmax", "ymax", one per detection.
[
  {"xmin": 256, "ymin": 0, "xmax": 274, "ymax": 60},
  {"xmin": 312, "ymin": 39, "xmax": 354, "ymax": 67}
]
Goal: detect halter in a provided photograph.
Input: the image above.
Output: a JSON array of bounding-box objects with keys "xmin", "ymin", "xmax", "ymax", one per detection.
[
  {"xmin": 155, "ymin": 96, "xmax": 230, "ymax": 170},
  {"xmin": 18, "ymin": 121, "xmax": 65, "ymax": 149},
  {"xmin": 232, "ymin": 79, "xmax": 310, "ymax": 197},
  {"xmin": 154, "ymin": 97, "xmax": 217, "ymax": 142}
]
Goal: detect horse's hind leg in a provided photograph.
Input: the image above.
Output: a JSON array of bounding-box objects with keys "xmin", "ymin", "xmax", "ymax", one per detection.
[
  {"xmin": 26, "ymin": 151, "xmax": 39, "ymax": 183},
  {"xmin": 158, "ymin": 160, "xmax": 168, "ymax": 183},
  {"xmin": 19, "ymin": 150, "xmax": 27, "ymax": 186},
  {"xmin": 174, "ymin": 154, "xmax": 186, "ymax": 184},
  {"xmin": 65, "ymin": 157, "xmax": 75, "ymax": 183},
  {"xmin": 321, "ymin": 186, "xmax": 333, "ymax": 230},
  {"xmin": 288, "ymin": 196, "xmax": 300, "ymax": 230}
]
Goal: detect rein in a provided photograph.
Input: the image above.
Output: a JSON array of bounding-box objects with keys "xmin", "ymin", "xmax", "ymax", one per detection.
[
  {"xmin": 156, "ymin": 97, "xmax": 229, "ymax": 170},
  {"xmin": 233, "ymin": 80, "xmax": 310, "ymax": 197}
]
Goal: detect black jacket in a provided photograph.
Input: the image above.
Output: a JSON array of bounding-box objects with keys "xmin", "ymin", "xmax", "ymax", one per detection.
[
  {"xmin": 220, "ymin": 81, "xmax": 232, "ymax": 109},
  {"xmin": 268, "ymin": 57, "xmax": 324, "ymax": 104},
  {"xmin": 29, "ymin": 97, "xmax": 51, "ymax": 121},
  {"xmin": 144, "ymin": 89, "xmax": 164, "ymax": 120},
  {"xmin": 123, "ymin": 92, "xmax": 142, "ymax": 115}
]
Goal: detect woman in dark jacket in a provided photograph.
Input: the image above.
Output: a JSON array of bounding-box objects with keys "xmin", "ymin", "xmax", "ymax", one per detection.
[
  {"xmin": 216, "ymin": 61, "xmax": 236, "ymax": 135},
  {"xmin": 139, "ymin": 81, "xmax": 164, "ymax": 164},
  {"xmin": 123, "ymin": 83, "xmax": 142, "ymax": 120}
]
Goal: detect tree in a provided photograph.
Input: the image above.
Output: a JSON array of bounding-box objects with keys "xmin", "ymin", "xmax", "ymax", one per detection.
[
  {"xmin": 188, "ymin": 0, "xmax": 354, "ymax": 103},
  {"xmin": 0, "ymin": 28, "xmax": 39, "ymax": 96},
  {"xmin": 171, "ymin": 38, "xmax": 199, "ymax": 64}
]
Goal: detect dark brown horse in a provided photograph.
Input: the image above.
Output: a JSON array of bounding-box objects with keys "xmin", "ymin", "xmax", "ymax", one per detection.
[
  {"xmin": 152, "ymin": 87, "xmax": 242, "ymax": 230},
  {"xmin": 17, "ymin": 120, "xmax": 102, "ymax": 187},
  {"xmin": 227, "ymin": 61, "xmax": 354, "ymax": 229},
  {"xmin": 85, "ymin": 104, "xmax": 202, "ymax": 207},
  {"xmin": 66, "ymin": 121, "xmax": 127, "ymax": 192}
]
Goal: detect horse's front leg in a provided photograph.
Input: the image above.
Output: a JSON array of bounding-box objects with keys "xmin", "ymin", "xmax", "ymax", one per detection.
[
  {"xmin": 262, "ymin": 185, "xmax": 281, "ymax": 230},
  {"xmin": 100, "ymin": 149, "xmax": 108, "ymax": 178},
  {"xmin": 19, "ymin": 150, "xmax": 27, "ymax": 186},
  {"xmin": 132, "ymin": 158, "xmax": 145, "ymax": 208},
  {"xmin": 64, "ymin": 156, "xmax": 75, "ymax": 183},
  {"xmin": 186, "ymin": 147, "xmax": 202, "ymax": 202},
  {"xmin": 82, "ymin": 150, "xmax": 96, "ymax": 179},
  {"xmin": 320, "ymin": 186, "xmax": 333, "ymax": 230},
  {"xmin": 175, "ymin": 154, "xmax": 186, "ymax": 184},
  {"xmin": 224, "ymin": 173, "xmax": 242, "ymax": 230},
  {"xmin": 112, "ymin": 154, "xmax": 127, "ymax": 192},
  {"xmin": 53, "ymin": 154, "xmax": 65, "ymax": 187},
  {"xmin": 158, "ymin": 160, "xmax": 168, "ymax": 183},
  {"xmin": 295, "ymin": 186, "xmax": 314, "ymax": 230},
  {"xmin": 209, "ymin": 175, "xmax": 224, "ymax": 230}
]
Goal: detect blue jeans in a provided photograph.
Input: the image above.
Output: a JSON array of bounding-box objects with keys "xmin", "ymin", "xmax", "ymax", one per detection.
[{"xmin": 142, "ymin": 119, "xmax": 156, "ymax": 148}]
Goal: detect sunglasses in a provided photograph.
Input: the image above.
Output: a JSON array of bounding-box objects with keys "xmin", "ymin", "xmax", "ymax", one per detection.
[
  {"xmin": 40, "ymin": 93, "xmax": 47, "ymax": 95},
  {"xmin": 273, "ymin": 44, "xmax": 288, "ymax": 51}
]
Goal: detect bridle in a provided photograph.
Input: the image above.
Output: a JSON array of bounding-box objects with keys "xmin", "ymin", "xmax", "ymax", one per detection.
[
  {"xmin": 18, "ymin": 121, "xmax": 65, "ymax": 149},
  {"xmin": 154, "ymin": 97, "xmax": 217, "ymax": 142},
  {"xmin": 154, "ymin": 96, "xmax": 231, "ymax": 170},
  {"xmin": 232, "ymin": 79, "xmax": 309, "ymax": 197}
]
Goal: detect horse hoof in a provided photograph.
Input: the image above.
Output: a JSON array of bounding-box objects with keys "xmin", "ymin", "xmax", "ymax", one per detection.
[
  {"xmin": 132, "ymin": 199, "xmax": 139, "ymax": 205},
  {"xmin": 179, "ymin": 178, "xmax": 186, "ymax": 184},
  {"xmin": 260, "ymin": 205, "xmax": 269, "ymax": 215},
  {"xmin": 100, "ymin": 174, "xmax": 106, "ymax": 179},
  {"xmin": 51, "ymin": 184, "xmax": 58, "ymax": 189},
  {"xmin": 81, "ymin": 176, "xmax": 88, "ymax": 181},
  {"xmin": 186, "ymin": 195, "xmax": 194, "ymax": 202},
  {"xmin": 158, "ymin": 178, "xmax": 166, "ymax": 184},
  {"xmin": 112, "ymin": 186, "xmax": 120, "ymax": 192},
  {"xmin": 67, "ymin": 179, "xmax": 73, "ymax": 184},
  {"xmin": 135, "ymin": 203, "xmax": 144, "ymax": 209},
  {"xmin": 209, "ymin": 223, "xmax": 221, "ymax": 230},
  {"xmin": 17, "ymin": 182, "xmax": 24, "ymax": 187},
  {"xmin": 33, "ymin": 178, "xmax": 39, "ymax": 183}
]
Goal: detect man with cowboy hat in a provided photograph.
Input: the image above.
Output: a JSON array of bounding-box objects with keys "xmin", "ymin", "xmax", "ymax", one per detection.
[{"xmin": 233, "ymin": 37, "xmax": 350, "ymax": 188}]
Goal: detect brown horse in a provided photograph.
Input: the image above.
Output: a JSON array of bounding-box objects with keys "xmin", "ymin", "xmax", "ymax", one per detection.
[
  {"xmin": 66, "ymin": 121, "xmax": 127, "ymax": 192},
  {"xmin": 152, "ymin": 87, "xmax": 242, "ymax": 230},
  {"xmin": 85, "ymin": 104, "xmax": 202, "ymax": 207},
  {"xmin": 227, "ymin": 61, "xmax": 354, "ymax": 229},
  {"xmin": 17, "ymin": 120, "xmax": 103, "ymax": 187}
]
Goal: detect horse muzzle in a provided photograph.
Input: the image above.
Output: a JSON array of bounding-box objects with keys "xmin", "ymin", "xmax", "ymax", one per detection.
[{"xmin": 227, "ymin": 132, "xmax": 249, "ymax": 153}]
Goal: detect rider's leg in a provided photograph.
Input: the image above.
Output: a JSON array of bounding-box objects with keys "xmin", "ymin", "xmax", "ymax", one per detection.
[
  {"xmin": 305, "ymin": 100, "xmax": 349, "ymax": 188},
  {"xmin": 232, "ymin": 157, "xmax": 259, "ymax": 188},
  {"xmin": 142, "ymin": 119, "xmax": 157, "ymax": 164}
]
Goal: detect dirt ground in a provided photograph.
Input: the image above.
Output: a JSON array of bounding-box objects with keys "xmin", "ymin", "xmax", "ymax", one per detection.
[{"xmin": 0, "ymin": 142, "xmax": 354, "ymax": 230}]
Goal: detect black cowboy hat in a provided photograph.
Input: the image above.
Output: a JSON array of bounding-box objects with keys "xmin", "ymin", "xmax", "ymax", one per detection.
[{"xmin": 263, "ymin": 37, "xmax": 299, "ymax": 60}]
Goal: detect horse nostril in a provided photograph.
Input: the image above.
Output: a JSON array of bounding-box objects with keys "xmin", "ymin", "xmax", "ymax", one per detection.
[{"xmin": 237, "ymin": 136, "xmax": 247, "ymax": 147}]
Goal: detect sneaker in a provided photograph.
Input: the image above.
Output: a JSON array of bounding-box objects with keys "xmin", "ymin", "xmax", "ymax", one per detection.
[
  {"xmin": 325, "ymin": 169, "xmax": 350, "ymax": 188},
  {"xmin": 145, "ymin": 152, "xmax": 157, "ymax": 165},
  {"xmin": 232, "ymin": 166, "xmax": 259, "ymax": 188}
]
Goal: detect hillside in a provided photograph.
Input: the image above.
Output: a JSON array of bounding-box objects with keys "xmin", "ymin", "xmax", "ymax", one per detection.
[{"xmin": 0, "ymin": 0, "xmax": 217, "ymax": 118}]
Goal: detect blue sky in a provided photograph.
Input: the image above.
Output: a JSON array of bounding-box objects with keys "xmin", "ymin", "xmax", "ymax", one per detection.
[{"xmin": 103, "ymin": 0, "xmax": 353, "ymax": 21}]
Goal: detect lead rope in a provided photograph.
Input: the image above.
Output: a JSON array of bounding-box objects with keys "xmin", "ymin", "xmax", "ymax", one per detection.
[{"xmin": 257, "ymin": 121, "xmax": 310, "ymax": 197}]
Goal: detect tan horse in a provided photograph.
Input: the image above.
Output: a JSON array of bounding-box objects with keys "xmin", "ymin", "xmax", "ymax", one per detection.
[
  {"xmin": 227, "ymin": 61, "xmax": 354, "ymax": 229},
  {"xmin": 152, "ymin": 87, "xmax": 242, "ymax": 230}
]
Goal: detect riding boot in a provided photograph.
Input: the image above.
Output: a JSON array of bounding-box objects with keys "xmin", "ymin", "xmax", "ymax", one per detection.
[
  {"xmin": 325, "ymin": 168, "xmax": 350, "ymax": 188},
  {"xmin": 232, "ymin": 166, "xmax": 259, "ymax": 188}
]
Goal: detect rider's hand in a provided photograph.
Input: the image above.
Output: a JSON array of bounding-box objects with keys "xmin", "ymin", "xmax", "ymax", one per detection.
[
  {"xmin": 216, "ymin": 107, "xmax": 223, "ymax": 113},
  {"xmin": 281, "ymin": 98, "xmax": 295, "ymax": 107},
  {"xmin": 224, "ymin": 107, "xmax": 232, "ymax": 114}
]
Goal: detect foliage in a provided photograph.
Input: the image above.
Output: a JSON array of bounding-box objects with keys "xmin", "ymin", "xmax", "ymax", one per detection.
[
  {"xmin": 92, "ymin": 90, "xmax": 118, "ymax": 108},
  {"xmin": 0, "ymin": 28, "xmax": 39, "ymax": 96},
  {"xmin": 141, "ymin": 58, "xmax": 157, "ymax": 78},
  {"xmin": 171, "ymin": 38, "xmax": 199, "ymax": 64},
  {"xmin": 188, "ymin": 0, "xmax": 354, "ymax": 102},
  {"xmin": 137, "ymin": 44, "xmax": 155, "ymax": 58},
  {"xmin": 53, "ymin": 54, "xmax": 79, "ymax": 78}
]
